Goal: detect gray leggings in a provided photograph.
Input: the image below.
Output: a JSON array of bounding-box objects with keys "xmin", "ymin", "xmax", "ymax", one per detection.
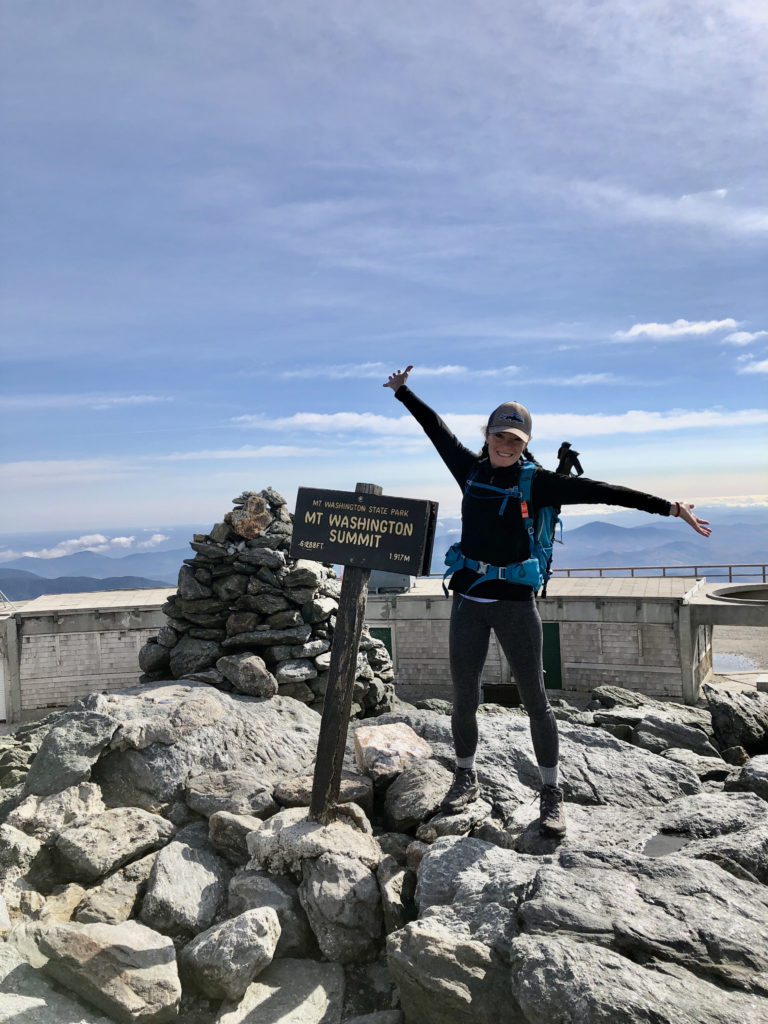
[{"xmin": 449, "ymin": 595, "xmax": 559, "ymax": 768}]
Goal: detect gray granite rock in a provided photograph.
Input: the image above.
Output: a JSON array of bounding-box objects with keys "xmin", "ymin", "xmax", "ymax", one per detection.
[
  {"xmin": 216, "ymin": 653, "xmax": 278, "ymax": 696},
  {"xmin": 273, "ymin": 770, "xmax": 373, "ymax": 816},
  {"xmin": 179, "ymin": 907, "xmax": 281, "ymax": 1000},
  {"xmin": 373, "ymin": 709, "xmax": 701, "ymax": 826},
  {"xmin": 169, "ymin": 636, "xmax": 222, "ymax": 678},
  {"xmin": 661, "ymin": 747, "xmax": 731, "ymax": 781},
  {"xmin": 509, "ymin": 932, "xmax": 765, "ymax": 1024},
  {"xmin": 25, "ymin": 711, "xmax": 118, "ymax": 797},
  {"xmin": 6, "ymin": 782, "xmax": 106, "ymax": 842},
  {"xmin": 725, "ymin": 753, "xmax": 768, "ymax": 800},
  {"xmin": 703, "ymin": 683, "xmax": 768, "ymax": 755},
  {"xmin": 139, "ymin": 638, "xmax": 171, "ymax": 675},
  {"xmin": 140, "ymin": 836, "xmax": 230, "ymax": 937},
  {"xmin": 0, "ymin": 940, "xmax": 115, "ymax": 1024},
  {"xmin": 227, "ymin": 867, "xmax": 316, "ymax": 958},
  {"xmin": 632, "ymin": 714, "xmax": 721, "ymax": 757},
  {"xmin": 0, "ymin": 823, "xmax": 54, "ymax": 906},
  {"xmin": 208, "ymin": 811, "xmax": 263, "ymax": 864},
  {"xmin": 221, "ymin": 624, "xmax": 313, "ymax": 650},
  {"xmin": 383, "ymin": 759, "xmax": 454, "ymax": 832},
  {"xmin": 39, "ymin": 920, "xmax": 181, "ymax": 1024},
  {"xmin": 247, "ymin": 806, "xmax": 380, "ymax": 878},
  {"xmin": 299, "ymin": 852, "xmax": 383, "ymax": 963},
  {"xmin": 86, "ymin": 684, "xmax": 319, "ymax": 816},
  {"xmin": 389, "ymin": 834, "xmax": 768, "ymax": 1023},
  {"xmin": 185, "ymin": 769, "xmax": 278, "ymax": 819},
  {"xmin": 74, "ymin": 852, "xmax": 158, "ymax": 925},
  {"xmin": 53, "ymin": 807, "xmax": 175, "ymax": 883},
  {"xmin": 215, "ymin": 957, "xmax": 344, "ymax": 1024}
]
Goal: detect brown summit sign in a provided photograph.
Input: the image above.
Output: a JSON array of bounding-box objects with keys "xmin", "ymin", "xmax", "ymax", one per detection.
[{"xmin": 290, "ymin": 487, "xmax": 437, "ymax": 575}]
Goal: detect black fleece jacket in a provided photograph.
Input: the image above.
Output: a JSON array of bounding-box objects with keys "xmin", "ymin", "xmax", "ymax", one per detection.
[{"xmin": 395, "ymin": 385, "xmax": 672, "ymax": 600}]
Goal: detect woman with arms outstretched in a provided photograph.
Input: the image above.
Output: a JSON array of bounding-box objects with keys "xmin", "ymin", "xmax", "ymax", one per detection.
[{"xmin": 384, "ymin": 365, "xmax": 711, "ymax": 837}]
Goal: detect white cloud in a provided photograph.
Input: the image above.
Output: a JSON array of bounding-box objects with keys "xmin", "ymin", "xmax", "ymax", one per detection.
[
  {"xmin": 613, "ymin": 319, "xmax": 738, "ymax": 341},
  {"xmin": 722, "ymin": 330, "xmax": 768, "ymax": 346},
  {"xmin": 13, "ymin": 534, "xmax": 137, "ymax": 559},
  {"xmin": 0, "ymin": 394, "xmax": 173, "ymax": 411},
  {"xmin": 574, "ymin": 181, "xmax": 768, "ymax": 236},
  {"xmin": 138, "ymin": 533, "xmax": 169, "ymax": 548},
  {"xmin": 737, "ymin": 359, "xmax": 768, "ymax": 375},
  {"xmin": 232, "ymin": 407, "xmax": 768, "ymax": 443},
  {"xmin": 279, "ymin": 363, "xmax": 522, "ymax": 381},
  {"xmin": 158, "ymin": 445, "xmax": 330, "ymax": 460},
  {"xmin": 233, "ymin": 413, "xmax": 421, "ymax": 435}
]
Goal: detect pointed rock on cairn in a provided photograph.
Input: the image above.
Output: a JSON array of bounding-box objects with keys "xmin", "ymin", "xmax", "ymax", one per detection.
[{"xmin": 138, "ymin": 488, "xmax": 395, "ymax": 718}]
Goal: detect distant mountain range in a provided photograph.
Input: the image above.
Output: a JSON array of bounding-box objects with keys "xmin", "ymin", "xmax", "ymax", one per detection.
[
  {"xmin": 0, "ymin": 568, "xmax": 173, "ymax": 602},
  {"xmin": 0, "ymin": 548, "xmax": 187, "ymax": 582},
  {"xmin": 429, "ymin": 517, "xmax": 767, "ymax": 575},
  {"xmin": 0, "ymin": 515, "xmax": 764, "ymax": 602}
]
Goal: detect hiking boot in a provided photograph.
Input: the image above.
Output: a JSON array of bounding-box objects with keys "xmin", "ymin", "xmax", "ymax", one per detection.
[
  {"xmin": 440, "ymin": 768, "xmax": 479, "ymax": 814},
  {"xmin": 539, "ymin": 784, "xmax": 566, "ymax": 837}
]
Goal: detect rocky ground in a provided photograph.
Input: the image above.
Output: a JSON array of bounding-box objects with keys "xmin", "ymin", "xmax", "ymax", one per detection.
[{"xmin": 1, "ymin": 676, "xmax": 768, "ymax": 1024}]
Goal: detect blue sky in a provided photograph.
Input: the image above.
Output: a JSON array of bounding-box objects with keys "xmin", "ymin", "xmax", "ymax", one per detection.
[{"xmin": 2, "ymin": 1, "xmax": 767, "ymax": 547}]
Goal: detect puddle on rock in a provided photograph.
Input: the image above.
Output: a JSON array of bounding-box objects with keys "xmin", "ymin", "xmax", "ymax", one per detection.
[{"xmin": 642, "ymin": 832, "xmax": 691, "ymax": 858}]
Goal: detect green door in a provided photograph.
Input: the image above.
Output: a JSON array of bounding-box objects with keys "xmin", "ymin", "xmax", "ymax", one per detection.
[{"xmin": 542, "ymin": 622, "xmax": 562, "ymax": 689}]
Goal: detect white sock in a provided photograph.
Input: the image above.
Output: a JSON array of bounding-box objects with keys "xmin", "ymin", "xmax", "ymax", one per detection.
[
  {"xmin": 456, "ymin": 756, "xmax": 476, "ymax": 770},
  {"xmin": 539, "ymin": 764, "xmax": 559, "ymax": 787}
]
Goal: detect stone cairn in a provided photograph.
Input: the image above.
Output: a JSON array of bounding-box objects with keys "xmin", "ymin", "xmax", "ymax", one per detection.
[{"xmin": 138, "ymin": 487, "xmax": 396, "ymax": 718}]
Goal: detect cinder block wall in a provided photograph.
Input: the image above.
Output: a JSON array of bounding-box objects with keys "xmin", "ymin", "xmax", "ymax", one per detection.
[
  {"xmin": 18, "ymin": 627, "xmax": 159, "ymax": 714},
  {"xmin": 366, "ymin": 582, "xmax": 713, "ymax": 704}
]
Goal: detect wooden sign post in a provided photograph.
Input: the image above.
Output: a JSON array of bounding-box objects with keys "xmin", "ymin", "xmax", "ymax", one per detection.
[{"xmin": 290, "ymin": 482, "xmax": 437, "ymax": 825}]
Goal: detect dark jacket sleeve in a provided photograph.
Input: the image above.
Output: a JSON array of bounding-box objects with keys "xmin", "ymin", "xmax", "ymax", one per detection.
[
  {"xmin": 394, "ymin": 385, "xmax": 478, "ymax": 489},
  {"xmin": 532, "ymin": 467, "xmax": 671, "ymax": 516}
]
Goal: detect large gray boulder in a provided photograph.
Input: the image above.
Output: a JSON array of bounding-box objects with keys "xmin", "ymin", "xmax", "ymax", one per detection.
[
  {"xmin": 140, "ymin": 836, "xmax": 230, "ymax": 938},
  {"xmin": 178, "ymin": 907, "xmax": 281, "ymax": 1001},
  {"xmin": 25, "ymin": 711, "xmax": 118, "ymax": 797},
  {"xmin": 725, "ymin": 753, "xmax": 768, "ymax": 801},
  {"xmin": 184, "ymin": 769, "xmax": 277, "ymax": 819},
  {"xmin": 387, "ymin": 834, "xmax": 768, "ymax": 1023},
  {"xmin": 703, "ymin": 684, "xmax": 768, "ymax": 755},
  {"xmin": 247, "ymin": 806, "xmax": 380, "ymax": 878},
  {"xmin": 299, "ymin": 852, "xmax": 383, "ymax": 963},
  {"xmin": 6, "ymin": 782, "xmax": 106, "ymax": 842},
  {"xmin": 214, "ymin": 957, "xmax": 345, "ymax": 1024},
  {"xmin": 632, "ymin": 714, "xmax": 721, "ymax": 757},
  {"xmin": 39, "ymin": 920, "xmax": 181, "ymax": 1024},
  {"xmin": 83, "ymin": 683, "xmax": 320, "ymax": 817},
  {"xmin": 53, "ymin": 807, "xmax": 174, "ymax": 883},
  {"xmin": 74, "ymin": 852, "xmax": 158, "ymax": 925},
  {"xmin": 0, "ymin": 940, "xmax": 115, "ymax": 1024},
  {"xmin": 383, "ymin": 759, "xmax": 454, "ymax": 832},
  {"xmin": 216, "ymin": 653, "xmax": 278, "ymax": 697},
  {"xmin": 374, "ymin": 709, "xmax": 701, "ymax": 825},
  {"xmin": 509, "ymin": 932, "xmax": 764, "ymax": 1024},
  {"xmin": 227, "ymin": 868, "xmax": 316, "ymax": 959}
]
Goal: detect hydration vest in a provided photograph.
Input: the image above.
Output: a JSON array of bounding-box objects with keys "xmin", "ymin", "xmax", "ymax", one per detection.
[{"xmin": 442, "ymin": 462, "xmax": 562, "ymax": 598}]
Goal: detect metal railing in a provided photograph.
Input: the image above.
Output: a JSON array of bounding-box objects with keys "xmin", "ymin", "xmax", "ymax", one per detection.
[{"xmin": 550, "ymin": 563, "xmax": 767, "ymax": 583}]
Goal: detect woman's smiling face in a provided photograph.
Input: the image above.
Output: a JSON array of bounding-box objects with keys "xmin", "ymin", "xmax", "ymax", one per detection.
[{"xmin": 486, "ymin": 429, "xmax": 526, "ymax": 469}]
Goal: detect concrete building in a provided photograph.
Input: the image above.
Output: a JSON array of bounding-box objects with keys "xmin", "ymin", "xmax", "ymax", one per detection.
[{"xmin": 1, "ymin": 578, "xmax": 766, "ymax": 724}]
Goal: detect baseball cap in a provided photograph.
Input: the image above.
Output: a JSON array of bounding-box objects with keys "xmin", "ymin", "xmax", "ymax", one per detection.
[{"xmin": 486, "ymin": 401, "xmax": 532, "ymax": 443}]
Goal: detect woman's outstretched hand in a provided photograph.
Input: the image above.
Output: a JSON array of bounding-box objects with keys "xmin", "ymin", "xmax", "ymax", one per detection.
[
  {"xmin": 383, "ymin": 365, "xmax": 413, "ymax": 391},
  {"xmin": 672, "ymin": 502, "xmax": 712, "ymax": 537}
]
